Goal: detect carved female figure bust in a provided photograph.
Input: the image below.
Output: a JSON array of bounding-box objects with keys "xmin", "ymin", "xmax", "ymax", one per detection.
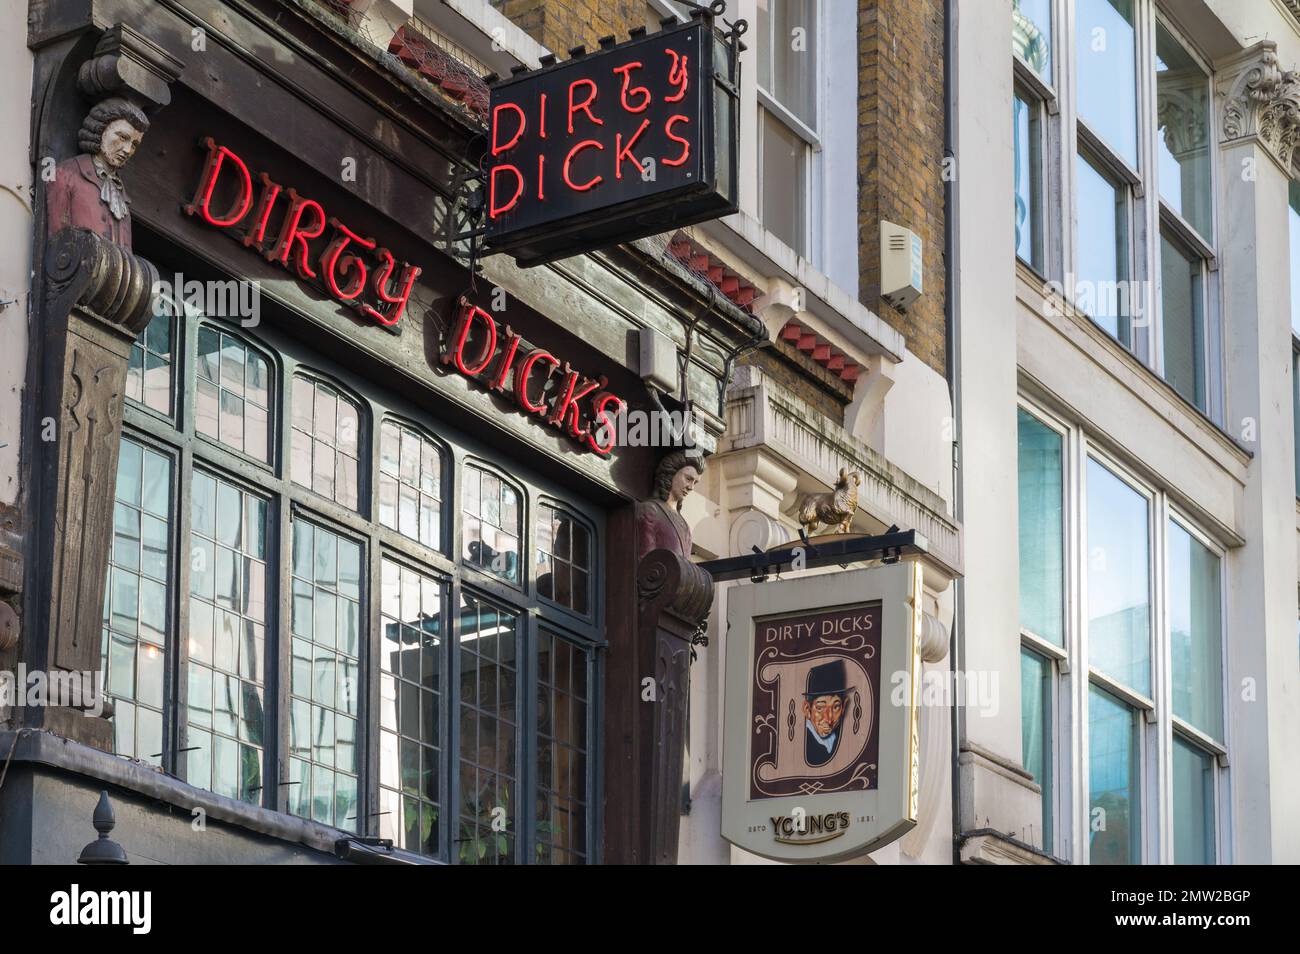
[
  {"xmin": 635, "ymin": 449, "xmax": 704, "ymax": 562},
  {"xmin": 46, "ymin": 96, "xmax": 150, "ymax": 246}
]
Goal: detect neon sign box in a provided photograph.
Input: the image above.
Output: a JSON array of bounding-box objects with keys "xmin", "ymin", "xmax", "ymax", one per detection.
[{"xmin": 485, "ymin": 15, "xmax": 739, "ymax": 266}]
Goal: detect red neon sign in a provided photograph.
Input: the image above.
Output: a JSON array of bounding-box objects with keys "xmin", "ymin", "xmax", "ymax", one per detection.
[
  {"xmin": 441, "ymin": 299, "xmax": 625, "ymax": 455},
  {"xmin": 186, "ymin": 137, "xmax": 421, "ymax": 329}
]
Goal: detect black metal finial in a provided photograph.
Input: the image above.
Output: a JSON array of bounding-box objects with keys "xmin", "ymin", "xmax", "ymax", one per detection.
[{"xmin": 77, "ymin": 790, "xmax": 129, "ymax": 865}]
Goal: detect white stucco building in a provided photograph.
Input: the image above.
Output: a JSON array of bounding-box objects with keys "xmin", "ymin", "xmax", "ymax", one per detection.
[{"xmin": 955, "ymin": 0, "xmax": 1300, "ymax": 864}]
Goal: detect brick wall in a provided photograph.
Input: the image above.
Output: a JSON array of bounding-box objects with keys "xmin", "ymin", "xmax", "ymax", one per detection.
[
  {"xmin": 858, "ymin": 0, "xmax": 947, "ymax": 376},
  {"xmin": 499, "ymin": 0, "xmax": 651, "ymax": 54}
]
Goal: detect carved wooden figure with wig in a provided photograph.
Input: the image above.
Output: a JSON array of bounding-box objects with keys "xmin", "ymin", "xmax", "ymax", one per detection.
[{"xmin": 46, "ymin": 96, "xmax": 149, "ymax": 246}]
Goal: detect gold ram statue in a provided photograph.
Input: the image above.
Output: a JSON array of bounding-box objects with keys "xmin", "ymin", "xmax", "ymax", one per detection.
[{"xmin": 797, "ymin": 468, "xmax": 862, "ymax": 536}]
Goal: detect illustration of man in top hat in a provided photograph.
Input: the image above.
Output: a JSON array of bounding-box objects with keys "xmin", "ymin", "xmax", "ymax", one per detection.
[{"xmin": 803, "ymin": 659, "xmax": 849, "ymax": 767}]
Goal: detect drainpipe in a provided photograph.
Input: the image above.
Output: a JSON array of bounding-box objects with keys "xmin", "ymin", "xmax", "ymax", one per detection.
[{"xmin": 943, "ymin": 0, "xmax": 964, "ymax": 867}]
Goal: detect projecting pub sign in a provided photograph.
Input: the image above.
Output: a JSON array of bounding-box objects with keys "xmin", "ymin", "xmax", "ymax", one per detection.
[
  {"xmin": 483, "ymin": 13, "xmax": 739, "ymax": 266},
  {"xmin": 721, "ymin": 563, "xmax": 923, "ymax": 863}
]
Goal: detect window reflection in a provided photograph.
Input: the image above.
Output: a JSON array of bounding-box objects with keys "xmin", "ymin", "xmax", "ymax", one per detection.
[
  {"xmin": 379, "ymin": 420, "xmax": 442, "ymax": 550},
  {"xmin": 535, "ymin": 630, "xmax": 590, "ymax": 865},
  {"xmin": 290, "ymin": 375, "xmax": 362, "ymax": 510},
  {"xmin": 1156, "ymin": 25, "xmax": 1211, "ymax": 239},
  {"xmin": 1076, "ymin": 0, "xmax": 1137, "ymax": 166},
  {"xmin": 462, "ymin": 465, "xmax": 520, "ymax": 583},
  {"xmin": 127, "ymin": 303, "xmax": 174, "ymax": 417},
  {"xmin": 536, "ymin": 505, "xmax": 591, "ymax": 616},
  {"xmin": 1088, "ymin": 685, "xmax": 1141, "ymax": 863},
  {"xmin": 1076, "ymin": 153, "xmax": 1130, "ymax": 344},
  {"xmin": 102, "ymin": 439, "xmax": 171, "ymax": 766},
  {"xmin": 378, "ymin": 559, "xmax": 444, "ymax": 856},
  {"xmin": 197, "ymin": 327, "xmax": 271, "ymax": 463},
  {"xmin": 458, "ymin": 592, "xmax": 519, "ymax": 864},
  {"xmin": 1012, "ymin": 0, "xmax": 1052, "ymax": 80},
  {"xmin": 288, "ymin": 520, "xmax": 363, "ymax": 831},
  {"xmin": 186, "ymin": 472, "xmax": 269, "ymax": 803},
  {"xmin": 1086, "ymin": 459, "xmax": 1151, "ymax": 695}
]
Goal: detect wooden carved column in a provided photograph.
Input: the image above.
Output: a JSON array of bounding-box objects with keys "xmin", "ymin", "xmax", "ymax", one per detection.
[
  {"xmin": 21, "ymin": 21, "xmax": 179, "ymax": 747},
  {"xmin": 35, "ymin": 228, "xmax": 157, "ymax": 746},
  {"xmin": 603, "ymin": 451, "xmax": 712, "ymax": 864}
]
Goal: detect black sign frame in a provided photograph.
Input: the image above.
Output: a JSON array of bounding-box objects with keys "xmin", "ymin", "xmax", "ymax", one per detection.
[{"xmin": 484, "ymin": 14, "xmax": 739, "ymax": 267}]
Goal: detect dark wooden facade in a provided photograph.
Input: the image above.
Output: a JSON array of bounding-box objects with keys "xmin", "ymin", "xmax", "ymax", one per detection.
[{"xmin": 1, "ymin": 0, "xmax": 763, "ymax": 864}]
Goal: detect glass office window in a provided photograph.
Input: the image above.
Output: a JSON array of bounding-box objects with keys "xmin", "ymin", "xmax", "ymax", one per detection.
[
  {"xmin": 1159, "ymin": 232, "xmax": 1206, "ymax": 410},
  {"xmin": 1173, "ymin": 734, "xmax": 1215, "ymax": 864},
  {"xmin": 1076, "ymin": 153, "xmax": 1130, "ymax": 343},
  {"xmin": 1086, "ymin": 459, "xmax": 1150, "ymax": 695},
  {"xmin": 1021, "ymin": 648, "xmax": 1053, "ymax": 848},
  {"xmin": 1018, "ymin": 409, "xmax": 1064, "ymax": 644},
  {"xmin": 1155, "ymin": 24, "xmax": 1211, "ymax": 240},
  {"xmin": 1014, "ymin": 94, "xmax": 1044, "ymax": 271},
  {"xmin": 1167, "ymin": 521, "xmax": 1223, "ymax": 739},
  {"xmin": 1076, "ymin": 0, "xmax": 1137, "ymax": 166},
  {"xmin": 1088, "ymin": 685, "xmax": 1141, "ymax": 864}
]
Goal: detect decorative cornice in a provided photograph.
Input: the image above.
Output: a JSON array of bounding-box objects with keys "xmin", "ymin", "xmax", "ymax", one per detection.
[
  {"xmin": 76, "ymin": 23, "xmax": 185, "ymax": 109},
  {"xmin": 1219, "ymin": 41, "xmax": 1300, "ymax": 173}
]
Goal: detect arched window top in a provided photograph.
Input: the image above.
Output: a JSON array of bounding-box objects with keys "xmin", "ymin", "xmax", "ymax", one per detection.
[
  {"xmin": 196, "ymin": 324, "xmax": 275, "ymax": 465},
  {"xmin": 290, "ymin": 371, "xmax": 366, "ymax": 512}
]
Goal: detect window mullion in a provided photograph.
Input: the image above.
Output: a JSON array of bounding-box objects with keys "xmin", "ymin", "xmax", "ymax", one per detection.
[{"xmin": 1152, "ymin": 490, "xmax": 1173, "ymax": 864}]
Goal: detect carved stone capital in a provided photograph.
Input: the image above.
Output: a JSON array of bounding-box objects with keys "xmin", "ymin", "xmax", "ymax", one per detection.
[
  {"xmin": 77, "ymin": 23, "xmax": 185, "ymax": 109},
  {"xmin": 46, "ymin": 227, "xmax": 159, "ymax": 338},
  {"xmin": 1219, "ymin": 41, "xmax": 1300, "ymax": 172}
]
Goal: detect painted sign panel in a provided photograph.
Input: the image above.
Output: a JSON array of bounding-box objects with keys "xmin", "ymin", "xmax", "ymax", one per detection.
[
  {"xmin": 721, "ymin": 563, "xmax": 923, "ymax": 863},
  {"xmin": 748, "ymin": 603, "xmax": 882, "ymax": 800},
  {"xmin": 484, "ymin": 16, "xmax": 737, "ymax": 265}
]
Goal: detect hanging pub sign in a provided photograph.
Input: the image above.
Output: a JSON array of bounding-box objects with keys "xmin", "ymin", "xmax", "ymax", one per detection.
[
  {"xmin": 720, "ymin": 563, "xmax": 923, "ymax": 863},
  {"xmin": 484, "ymin": 9, "xmax": 740, "ymax": 266}
]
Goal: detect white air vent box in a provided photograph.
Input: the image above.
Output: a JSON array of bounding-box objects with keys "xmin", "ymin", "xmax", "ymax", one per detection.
[{"xmin": 880, "ymin": 221, "xmax": 923, "ymax": 311}]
